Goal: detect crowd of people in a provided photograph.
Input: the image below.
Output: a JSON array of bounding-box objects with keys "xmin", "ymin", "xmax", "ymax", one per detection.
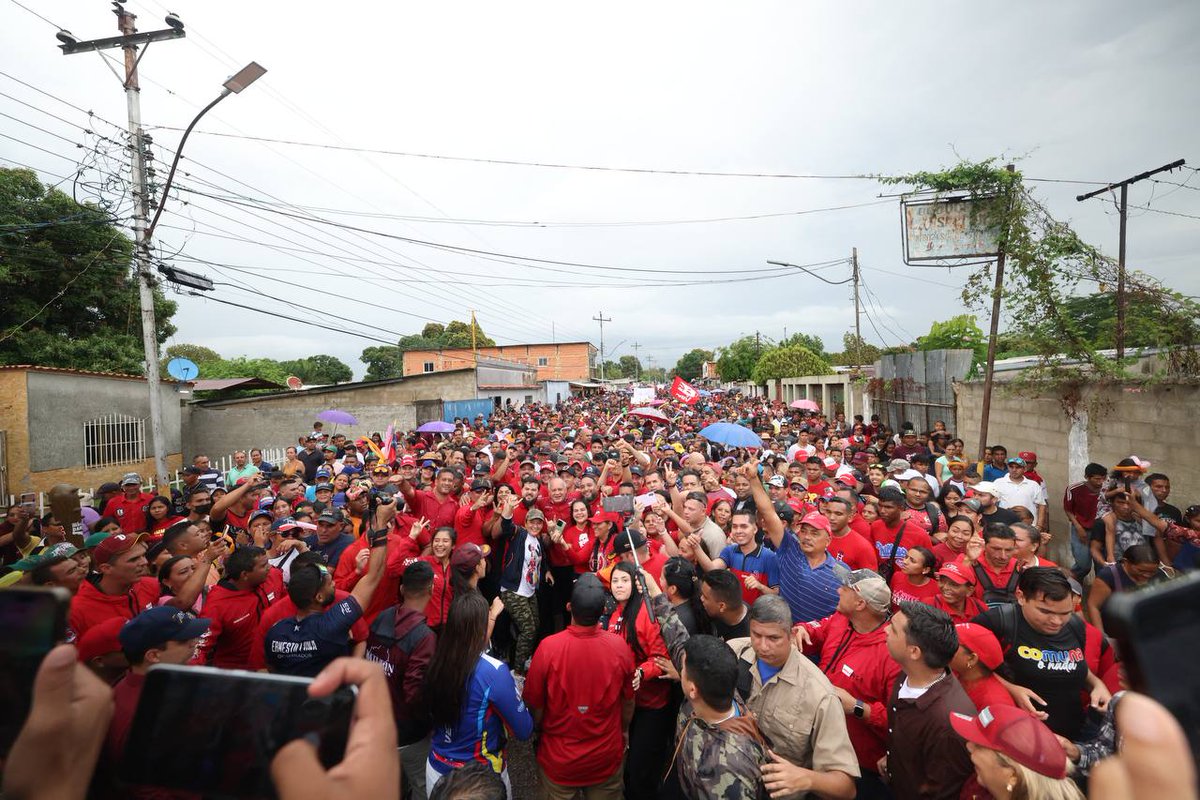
[{"xmin": 1, "ymin": 389, "xmax": 1197, "ymax": 800}]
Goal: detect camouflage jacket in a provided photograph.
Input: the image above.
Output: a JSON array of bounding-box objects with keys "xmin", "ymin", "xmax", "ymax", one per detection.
[{"xmin": 653, "ymin": 594, "xmax": 768, "ymax": 800}]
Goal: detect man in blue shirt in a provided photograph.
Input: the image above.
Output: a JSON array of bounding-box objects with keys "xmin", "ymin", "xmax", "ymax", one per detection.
[
  {"xmin": 982, "ymin": 445, "xmax": 1009, "ymax": 482},
  {"xmin": 304, "ymin": 509, "xmax": 355, "ymax": 569},
  {"xmin": 744, "ymin": 462, "xmax": 846, "ymax": 625},
  {"xmin": 265, "ymin": 503, "xmax": 394, "ymax": 676}
]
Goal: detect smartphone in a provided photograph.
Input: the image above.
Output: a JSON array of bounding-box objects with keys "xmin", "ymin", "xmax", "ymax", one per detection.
[
  {"xmin": 1102, "ymin": 571, "xmax": 1200, "ymax": 766},
  {"xmin": 0, "ymin": 586, "xmax": 70, "ymax": 756},
  {"xmin": 120, "ymin": 664, "xmax": 356, "ymax": 799},
  {"xmin": 602, "ymin": 495, "xmax": 636, "ymax": 515}
]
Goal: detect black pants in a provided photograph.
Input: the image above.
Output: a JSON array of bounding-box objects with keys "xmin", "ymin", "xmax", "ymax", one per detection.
[
  {"xmin": 548, "ymin": 565, "xmax": 577, "ymax": 631},
  {"xmin": 625, "ymin": 704, "xmax": 675, "ymax": 800},
  {"xmin": 855, "ymin": 770, "xmax": 894, "ymax": 800}
]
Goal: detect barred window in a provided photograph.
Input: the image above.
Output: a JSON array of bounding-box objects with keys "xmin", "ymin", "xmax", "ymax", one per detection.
[
  {"xmin": 84, "ymin": 414, "xmax": 145, "ymax": 468},
  {"xmin": 423, "ymin": 362, "xmax": 435, "ymax": 373},
  {"xmin": 537, "ymin": 357, "xmax": 548, "ymax": 366}
]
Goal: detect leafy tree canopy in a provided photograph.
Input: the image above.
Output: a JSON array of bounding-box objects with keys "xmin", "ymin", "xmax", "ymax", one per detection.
[
  {"xmin": 916, "ymin": 314, "xmax": 987, "ymax": 366},
  {"xmin": 617, "ymin": 355, "xmax": 642, "ymax": 378},
  {"xmin": 362, "ymin": 319, "xmax": 496, "ymax": 378},
  {"xmin": 673, "ymin": 349, "xmax": 714, "ymax": 381},
  {"xmin": 280, "ymin": 354, "xmax": 353, "ymax": 385},
  {"xmin": 715, "ymin": 336, "xmax": 763, "ymax": 382},
  {"xmin": 0, "ymin": 167, "xmax": 176, "ymax": 374},
  {"xmin": 778, "ymin": 332, "xmax": 826, "ymax": 359},
  {"xmin": 750, "ymin": 345, "xmax": 831, "ymax": 383}
]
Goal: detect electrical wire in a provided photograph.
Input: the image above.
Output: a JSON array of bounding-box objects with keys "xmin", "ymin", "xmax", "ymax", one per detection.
[{"xmin": 5, "ymin": 0, "xmax": 62, "ymax": 29}]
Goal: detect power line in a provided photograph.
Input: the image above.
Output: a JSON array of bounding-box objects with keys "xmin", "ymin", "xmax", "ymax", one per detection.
[
  {"xmin": 5, "ymin": 0, "xmax": 62, "ymax": 29},
  {"xmin": 1130, "ymin": 205, "xmax": 1200, "ymax": 221}
]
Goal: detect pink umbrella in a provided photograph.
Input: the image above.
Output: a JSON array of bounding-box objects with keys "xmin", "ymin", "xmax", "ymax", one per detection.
[
  {"xmin": 789, "ymin": 399, "xmax": 820, "ymax": 412},
  {"xmin": 629, "ymin": 406, "xmax": 671, "ymax": 424},
  {"xmin": 646, "ymin": 399, "xmax": 667, "ymax": 407}
]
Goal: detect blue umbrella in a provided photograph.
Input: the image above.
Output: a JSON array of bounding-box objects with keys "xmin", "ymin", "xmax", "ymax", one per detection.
[{"xmin": 698, "ymin": 422, "xmax": 762, "ymax": 449}]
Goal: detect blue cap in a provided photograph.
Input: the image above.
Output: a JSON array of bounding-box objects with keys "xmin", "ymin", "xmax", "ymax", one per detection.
[
  {"xmin": 315, "ymin": 466, "xmax": 332, "ymax": 478},
  {"xmin": 119, "ymin": 607, "xmax": 210, "ymax": 652}
]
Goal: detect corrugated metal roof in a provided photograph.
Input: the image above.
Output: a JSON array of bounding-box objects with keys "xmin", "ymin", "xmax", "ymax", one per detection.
[{"xmin": 0, "ymin": 364, "xmax": 146, "ymax": 381}]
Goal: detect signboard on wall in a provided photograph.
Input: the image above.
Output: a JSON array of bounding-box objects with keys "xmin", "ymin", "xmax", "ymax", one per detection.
[{"xmin": 901, "ymin": 195, "xmax": 1002, "ymax": 263}]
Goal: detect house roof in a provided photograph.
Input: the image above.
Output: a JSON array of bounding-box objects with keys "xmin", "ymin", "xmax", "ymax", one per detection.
[
  {"xmin": 0, "ymin": 364, "xmax": 146, "ymax": 381},
  {"xmin": 404, "ymin": 341, "xmax": 596, "ymax": 353},
  {"xmin": 192, "ymin": 377, "xmax": 287, "ymax": 391}
]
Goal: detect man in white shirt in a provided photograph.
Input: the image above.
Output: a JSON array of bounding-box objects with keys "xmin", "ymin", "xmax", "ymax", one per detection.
[{"xmin": 992, "ymin": 457, "xmax": 1047, "ymax": 529}]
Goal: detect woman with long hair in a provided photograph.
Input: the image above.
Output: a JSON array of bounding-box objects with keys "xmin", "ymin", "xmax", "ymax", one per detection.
[
  {"xmin": 889, "ymin": 545, "xmax": 939, "ymax": 608},
  {"xmin": 708, "ymin": 498, "xmax": 733, "ymax": 535},
  {"xmin": 146, "ymin": 495, "xmax": 182, "ymax": 535},
  {"xmin": 938, "ymin": 483, "xmax": 965, "ymax": 518},
  {"xmin": 396, "ymin": 520, "xmax": 455, "ymax": 631},
  {"xmin": 424, "ymin": 592, "xmax": 533, "ymax": 798},
  {"xmin": 604, "ymin": 562, "xmax": 671, "ymax": 800}
]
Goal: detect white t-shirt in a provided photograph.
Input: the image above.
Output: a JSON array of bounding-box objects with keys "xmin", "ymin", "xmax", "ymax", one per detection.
[
  {"xmin": 516, "ymin": 534, "xmax": 542, "ymax": 598},
  {"xmin": 993, "ymin": 476, "xmax": 1046, "ymax": 514}
]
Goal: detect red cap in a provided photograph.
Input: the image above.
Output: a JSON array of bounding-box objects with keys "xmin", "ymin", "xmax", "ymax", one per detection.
[
  {"xmin": 76, "ymin": 616, "xmax": 126, "ymax": 662},
  {"xmin": 835, "ymin": 473, "xmax": 858, "ymax": 488},
  {"xmin": 949, "ymin": 705, "xmax": 1068, "ymax": 779},
  {"xmin": 1017, "ymin": 451, "xmax": 1037, "ymax": 462},
  {"xmin": 94, "ymin": 533, "xmax": 144, "ymax": 565},
  {"xmin": 954, "ymin": 623, "xmax": 1003, "ymax": 670},
  {"xmin": 538, "ymin": 461, "xmax": 555, "ymax": 472},
  {"xmin": 798, "ymin": 511, "xmax": 832, "ymax": 535},
  {"xmin": 400, "ymin": 455, "xmax": 416, "ymax": 467},
  {"xmin": 590, "ymin": 509, "xmax": 619, "ymax": 525},
  {"xmin": 822, "ymin": 456, "xmax": 838, "ymax": 469},
  {"xmin": 936, "ymin": 559, "xmax": 974, "ymax": 585}
]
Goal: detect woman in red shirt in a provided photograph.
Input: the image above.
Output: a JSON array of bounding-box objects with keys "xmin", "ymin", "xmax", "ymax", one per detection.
[
  {"xmin": 889, "ymin": 545, "xmax": 939, "ymax": 609},
  {"xmin": 560, "ymin": 499, "xmax": 594, "ymax": 575},
  {"xmin": 605, "ymin": 562, "xmax": 670, "ymax": 800},
  {"xmin": 146, "ymin": 496, "xmax": 183, "ymax": 535},
  {"xmin": 927, "ymin": 559, "xmax": 988, "ymax": 623},
  {"xmin": 396, "ymin": 521, "xmax": 455, "ymax": 631}
]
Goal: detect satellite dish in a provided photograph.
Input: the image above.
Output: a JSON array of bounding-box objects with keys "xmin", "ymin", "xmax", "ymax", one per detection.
[
  {"xmin": 166, "ymin": 357, "xmax": 199, "ymax": 381},
  {"xmin": 286, "ymin": 376, "xmax": 303, "ymax": 390}
]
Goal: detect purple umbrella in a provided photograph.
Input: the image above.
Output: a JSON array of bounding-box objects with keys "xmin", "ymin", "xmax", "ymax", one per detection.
[
  {"xmin": 318, "ymin": 409, "xmax": 358, "ymax": 426},
  {"xmin": 417, "ymin": 420, "xmax": 455, "ymax": 434}
]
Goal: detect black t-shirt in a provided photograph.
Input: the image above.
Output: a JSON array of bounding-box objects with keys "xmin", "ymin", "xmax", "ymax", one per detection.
[
  {"xmin": 1157, "ymin": 503, "xmax": 1183, "ymax": 525},
  {"xmin": 298, "ymin": 449, "xmax": 326, "ymax": 482},
  {"xmin": 981, "ymin": 507, "xmax": 1020, "ymax": 527},
  {"xmin": 709, "ymin": 609, "xmax": 751, "ymax": 642},
  {"xmin": 672, "ymin": 600, "xmax": 701, "ymax": 636},
  {"xmin": 975, "ymin": 605, "xmax": 1090, "ymax": 738}
]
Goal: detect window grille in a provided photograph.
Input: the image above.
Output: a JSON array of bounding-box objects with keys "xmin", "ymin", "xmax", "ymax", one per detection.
[
  {"xmin": 84, "ymin": 414, "xmax": 145, "ymax": 469},
  {"xmin": 423, "ymin": 362, "xmax": 435, "ymax": 373}
]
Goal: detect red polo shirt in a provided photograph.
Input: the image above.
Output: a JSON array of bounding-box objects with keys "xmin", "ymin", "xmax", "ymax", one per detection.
[
  {"xmin": 102, "ymin": 491, "xmax": 155, "ymax": 534},
  {"xmin": 523, "ymin": 625, "xmax": 635, "ymax": 787}
]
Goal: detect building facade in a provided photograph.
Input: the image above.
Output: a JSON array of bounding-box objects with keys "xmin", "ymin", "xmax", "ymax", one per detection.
[{"xmin": 401, "ymin": 341, "xmax": 597, "ymax": 382}]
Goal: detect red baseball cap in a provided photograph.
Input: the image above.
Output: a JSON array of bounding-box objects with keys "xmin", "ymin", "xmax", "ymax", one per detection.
[
  {"xmin": 949, "ymin": 705, "xmax": 1068, "ymax": 779},
  {"xmin": 1017, "ymin": 451, "xmax": 1038, "ymax": 462},
  {"xmin": 798, "ymin": 511, "xmax": 832, "ymax": 535},
  {"xmin": 76, "ymin": 616, "xmax": 126, "ymax": 662},
  {"xmin": 538, "ymin": 461, "xmax": 555, "ymax": 472},
  {"xmin": 936, "ymin": 559, "xmax": 974, "ymax": 585},
  {"xmin": 94, "ymin": 533, "xmax": 145, "ymax": 565},
  {"xmin": 400, "ymin": 454, "xmax": 416, "ymax": 467},
  {"xmin": 954, "ymin": 623, "xmax": 1003, "ymax": 670},
  {"xmin": 590, "ymin": 509, "xmax": 619, "ymax": 525}
]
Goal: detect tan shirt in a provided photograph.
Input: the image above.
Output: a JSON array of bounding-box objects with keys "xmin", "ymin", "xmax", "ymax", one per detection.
[{"xmin": 726, "ymin": 639, "xmax": 861, "ymax": 783}]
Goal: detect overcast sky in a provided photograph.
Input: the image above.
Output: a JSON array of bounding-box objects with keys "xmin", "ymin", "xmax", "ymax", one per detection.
[{"xmin": 4, "ymin": 1, "xmax": 1198, "ymax": 378}]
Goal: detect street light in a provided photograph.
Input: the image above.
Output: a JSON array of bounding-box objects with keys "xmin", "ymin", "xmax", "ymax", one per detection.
[{"xmin": 146, "ymin": 61, "xmax": 266, "ymax": 239}]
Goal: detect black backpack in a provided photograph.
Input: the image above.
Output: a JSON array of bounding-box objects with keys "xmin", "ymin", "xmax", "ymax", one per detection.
[{"xmin": 973, "ymin": 563, "xmax": 1020, "ymax": 608}]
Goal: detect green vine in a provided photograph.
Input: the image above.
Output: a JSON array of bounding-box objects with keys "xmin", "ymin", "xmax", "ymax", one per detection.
[{"xmin": 880, "ymin": 158, "xmax": 1200, "ymax": 416}]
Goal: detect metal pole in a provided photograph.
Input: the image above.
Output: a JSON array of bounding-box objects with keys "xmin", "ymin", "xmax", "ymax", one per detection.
[
  {"xmin": 119, "ymin": 8, "xmax": 169, "ymax": 491},
  {"xmin": 1116, "ymin": 184, "xmax": 1128, "ymax": 361},
  {"xmin": 593, "ymin": 312, "xmax": 610, "ymax": 381},
  {"xmin": 977, "ymin": 165, "xmax": 1015, "ymax": 462},
  {"xmin": 852, "ymin": 247, "xmax": 862, "ymax": 368}
]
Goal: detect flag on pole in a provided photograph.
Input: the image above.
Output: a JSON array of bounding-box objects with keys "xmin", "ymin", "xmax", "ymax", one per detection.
[{"xmin": 670, "ymin": 376, "xmax": 700, "ymax": 405}]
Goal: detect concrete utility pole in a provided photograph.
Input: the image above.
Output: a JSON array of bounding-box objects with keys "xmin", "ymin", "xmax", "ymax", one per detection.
[
  {"xmin": 60, "ymin": 5, "xmax": 186, "ymax": 492},
  {"xmin": 851, "ymin": 247, "xmax": 862, "ymax": 368},
  {"xmin": 593, "ymin": 311, "xmax": 611, "ymax": 381},
  {"xmin": 1076, "ymin": 159, "xmax": 1186, "ymax": 360},
  {"xmin": 630, "ymin": 341, "xmax": 641, "ymax": 380},
  {"xmin": 469, "ymin": 309, "xmax": 479, "ymax": 367},
  {"xmin": 977, "ymin": 164, "xmax": 1016, "ymax": 462}
]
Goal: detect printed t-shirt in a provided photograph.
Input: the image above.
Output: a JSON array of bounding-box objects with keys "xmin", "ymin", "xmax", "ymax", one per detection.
[{"xmin": 264, "ymin": 595, "xmax": 363, "ymax": 677}]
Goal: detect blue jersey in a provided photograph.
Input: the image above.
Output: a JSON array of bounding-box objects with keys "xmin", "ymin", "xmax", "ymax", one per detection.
[
  {"xmin": 264, "ymin": 596, "xmax": 361, "ymax": 677},
  {"xmin": 429, "ymin": 652, "xmax": 534, "ymax": 778}
]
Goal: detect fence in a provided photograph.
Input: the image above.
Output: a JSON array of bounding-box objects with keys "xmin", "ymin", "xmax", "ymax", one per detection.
[{"xmin": 870, "ymin": 349, "xmax": 973, "ymax": 434}]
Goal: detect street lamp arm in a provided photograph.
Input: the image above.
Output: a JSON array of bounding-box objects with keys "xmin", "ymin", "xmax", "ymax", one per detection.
[{"xmin": 145, "ymin": 88, "xmax": 230, "ymax": 240}]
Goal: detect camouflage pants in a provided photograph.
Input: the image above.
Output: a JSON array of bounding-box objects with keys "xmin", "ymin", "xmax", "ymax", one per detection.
[{"xmin": 500, "ymin": 589, "xmax": 539, "ymax": 672}]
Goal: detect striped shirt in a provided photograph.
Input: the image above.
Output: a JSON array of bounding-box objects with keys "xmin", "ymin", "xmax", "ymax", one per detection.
[{"xmin": 776, "ymin": 530, "xmax": 844, "ymax": 625}]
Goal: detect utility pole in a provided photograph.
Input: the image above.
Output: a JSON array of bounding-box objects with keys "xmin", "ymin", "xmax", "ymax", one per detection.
[
  {"xmin": 469, "ymin": 309, "xmax": 478, "ymax": 367},
  {"xmin": 593, "ymin": 311, "xmax": 611, "ymax": 381},
  {"xmin": 60, "ymin": 5, "xmax": 186, "ymax": 492},
  {"xmin": 977, "ymin": 164, "xmax": 1016, "ymax": 462},
  {"xmin": 631, "ymin": 341, "xmax": 641, "ymax": 380},
  {"xmin": 755, "ymin": 331, "xmax": 761, "ymax": 356},
  {"xmin": 1076, "ymin": 158, "xmax": 1186, "ymax": 360},
  {"xmin": 851, "ymin": 247, "xmax": 862, "ymax": 368}
]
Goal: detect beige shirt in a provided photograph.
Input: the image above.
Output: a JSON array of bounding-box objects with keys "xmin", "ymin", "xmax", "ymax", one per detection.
[
  {"xmin": 696, "ymin": 518, "xmax": 729, "ymax": 560},
  {"xmin": 726, "ymin": 639, "xmax": 861, "ymax": 783}
]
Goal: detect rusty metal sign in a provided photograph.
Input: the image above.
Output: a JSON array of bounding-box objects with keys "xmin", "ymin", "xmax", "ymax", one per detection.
[{"xmin": 901, "ymin": 195, "xmax": 1002, "ymax": 263}]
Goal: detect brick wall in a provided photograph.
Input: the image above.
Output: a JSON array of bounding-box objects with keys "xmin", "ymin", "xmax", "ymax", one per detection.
[
  {"xmin": 403, "ymin": 342, "xmax": 595, "ymax": 382},
  {"xmin": 955, "ymin": 380, "xmax": 1200, "ymax": 562}
]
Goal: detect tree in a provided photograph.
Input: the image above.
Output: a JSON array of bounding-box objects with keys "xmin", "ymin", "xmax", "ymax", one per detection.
[
  {"xmin": 163, "ymin": 343, "xmax": 221, "ymax": 365},
  {"xmin": 599, "ymin": 360, "xmax": 624, "ymax": 379},
  {"xmin": 0, "ymin": 167, "xmax": 177, "ymax": 374},
  {"xmin": 916, "ymin": 315, "xmax": 987, "ymax": 365},
  {"xmin": 420, "ymin": 322, "xmax": 446, "ymax": 339},
  {"xmin": 197, "ymin": 357, "xmax": 290, "ymax": 385},
  {"xmin": 715, "ymin": 336, "xmax": 764, "ymax": 382},
  {"xmin": 618, "ymin": 355, "xmax": 642, "ymax": 379},
  {"xmin": 750, "ymin": 345, "xmax": 831, "ymax": 383},
  {"xmin": 282, "ymin": 354, "xmax": 353, "ymax": 385},
  {"xmin": 673, "ymin": 349, "xmax": 713, "ymax": 381},
  {"xmin": 832, "ymin": 333, "xmax": 882, "ymax": 367},
  {"xmin": 642, "ymin": 366, "xmax": 668, "ymax": 382},
  {"xmin": 778, "ymin": 332, "xmax": 826, "ymax": 359},
  {"xmin": 360, "ymin": 346, "xmax": 406, "ymax": 381},
  {"xmin": 441, "ymin": 319, "xmax": 495, "ymax": 349}
]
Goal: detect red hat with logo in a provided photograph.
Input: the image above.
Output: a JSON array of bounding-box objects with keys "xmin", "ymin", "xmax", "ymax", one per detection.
[
  {"xmin": 954, "ymin": 623, "xmax": 1003, "ymax": 670},
  {"xmin": 94, "ymin": 532, "xmax": 145, "ymax": 565},
  {"xmin": 798, "ymin": 511, "xmax": 832, "ymax": 535},
  {"xmin": 1017, "ymin": 451, "xmax": 1038, "ymax": 463},
  {"xmin": 949, "ymin": 705, "xmax": 1068, "ymax": 779},
  {"xmin": 936, "ymin": 559, "xmax": 975, "ymax": 585},
  {"xmin": 590, "ymin": 509, "xmax": 619, "ymax": 525},
  {"xmin": 400, "ymin": 454, "xmax": 417, "ymax": 467}
]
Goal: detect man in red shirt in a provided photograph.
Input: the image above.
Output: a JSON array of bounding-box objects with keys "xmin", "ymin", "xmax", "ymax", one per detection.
[
  {"xmin": 1063, "ymin": 462, "xmax": 1107, "ymax": 580},
  {"xmin": 69, "ymin": 533, "xmax": 159, "ymax": 637},
  {"xmin": 106, "ymin": 606, "xmax": 210, "ymax": 764},
  {"xmin": 197, "ymin": 545, "xmax": 284, "ymax": 669},
  {"xmin": 823, "ymin": 497, "xmax": 876, "ymax": 571},
  {"xmin": 540, "ymin": 477, "xmax": 573, "ymax": 525},
  {"xmin": 523, "ymin": 573, "xmax": 635, "ymax": 799},
  {"xmin": 868, "ymin": 488, "xmax": 932, "ymax": 576},
  {"xmin": 453, "ymin": 479, "xmax": 495, "ymax": 548},
  {"xmin": 803, "ymin": 457, "xmax": 834, "ymax": 502},
  {"xmin": 960, "ymin": 525, "xmax": 1020, "ymax": 606},
  {"xmin": 397, "ymin": 468, "xmax": 459, "ymax": 531},
  {"xmin": 101, "ymin": 473, "xmax": 155, "ymax": 534}
]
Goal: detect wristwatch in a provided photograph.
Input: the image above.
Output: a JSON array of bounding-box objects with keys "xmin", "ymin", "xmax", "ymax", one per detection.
[{"xmin": 853, "ymin": 699, "xmax": 865, "ymax": 719}]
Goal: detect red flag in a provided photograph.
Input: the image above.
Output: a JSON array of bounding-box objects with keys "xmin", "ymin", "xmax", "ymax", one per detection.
[{"xmin": 670, "ymin": 376, "xmax": 700, "ymax": 405}]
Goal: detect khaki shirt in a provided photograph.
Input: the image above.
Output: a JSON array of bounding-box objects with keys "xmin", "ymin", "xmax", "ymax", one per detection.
[{"xmin": 727, "ymin": 638, "xmax": 861, "ymax": 784}]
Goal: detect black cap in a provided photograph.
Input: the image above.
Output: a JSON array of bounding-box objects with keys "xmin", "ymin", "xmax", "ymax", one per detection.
[
  {"xmin": 612, "ymin": 530, "xmax": 647, "ymax": 554},
  {"xmin": 773, "ymin": 500, "xmax": 796, "ymax": 523},
  {"xmin": 470, "ymin": 478, "xmax": 491, "ymax": 492},
  {"xmin": 570, "ymin": 573, "xmax": 607, "ymax": 626},
  {"xmin": 97, "ymin": 481, "xmax": 121, "ymax": 494},
  {"xmin": 181, "ymin": 467, "xmax": 203, "ymax": 476},
  {"xmin": 317, "ymin": 509, "xmax": 345, "ymax": 524}
]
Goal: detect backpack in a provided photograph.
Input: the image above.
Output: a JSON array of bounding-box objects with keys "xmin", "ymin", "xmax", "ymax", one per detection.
[{"xmin": 973, "ymin": 563, "xmax": 1020, "ymax": 608}]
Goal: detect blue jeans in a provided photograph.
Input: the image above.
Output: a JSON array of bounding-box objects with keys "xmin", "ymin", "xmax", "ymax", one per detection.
[{"xmin": 1069, "ymin": 525, "xmax": 1093, "ymax": 580}]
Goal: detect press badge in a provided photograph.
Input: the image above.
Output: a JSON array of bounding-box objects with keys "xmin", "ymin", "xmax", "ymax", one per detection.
[{"xmin": 841, "ymin": 664, "xmax": 855, "ymax": 677}]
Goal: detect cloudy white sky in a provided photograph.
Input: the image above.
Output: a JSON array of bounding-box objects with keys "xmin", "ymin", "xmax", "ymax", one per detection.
[{"xmin": 4, "ymin": 1, "xmax": 1198, "ymax": 378}]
